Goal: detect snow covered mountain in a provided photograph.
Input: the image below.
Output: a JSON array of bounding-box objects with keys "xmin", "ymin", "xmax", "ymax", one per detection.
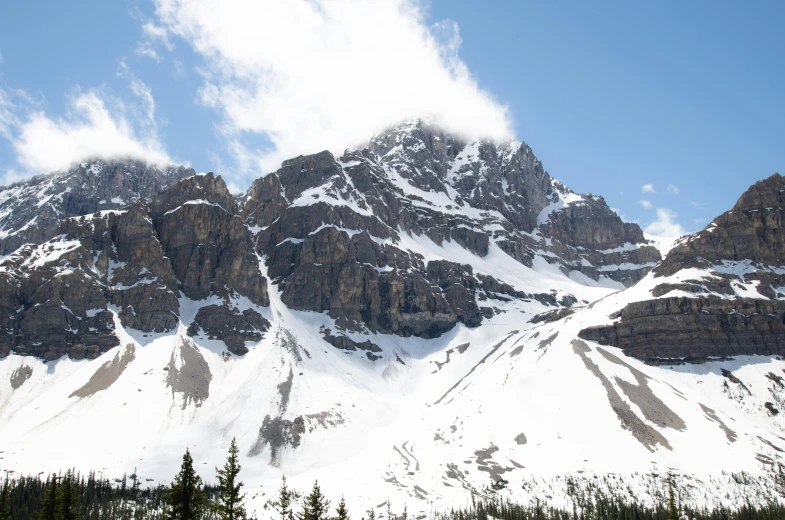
[
  {"xmin": 0, "ymin": 160, "xmax": 195, "ymax": 256},
  {"xmin": 1, "ymin": 120, "xmax": 783, "ymax": 516}
]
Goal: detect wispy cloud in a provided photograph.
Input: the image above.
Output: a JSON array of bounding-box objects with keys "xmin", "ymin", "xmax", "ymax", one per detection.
[
  {"xmin": 151, "ymin": 0, "xmax": 513, "ymax": 182},
  {"xmin": 641, "ymin": 183, "xmax": 656, "ymax": 194},
  {"xmin": 644, "ymin": 208, "xmax": 686, "ymax": 238},
  {"xmin": 666, "ymin": 184, "xmax": 679, "ymax": 195},
  {"xmin": 132, "ymin": 10, "xmax": 174, "ymax": 62},
  {"xmin": 0, "ymin": 68, "xmax": 172, "ymax": 184},
  {"xmin": 690, "ymin": 201, "xmax": 707, "ymax": 209},
  {"xmin": 142, "ymin": 22, "xmax": 174, "ymax": 51},
  {"xmin": 639, "ymin": 199, "xmax": 653, "ymax": 209},
  {"xmin": 0, "ymin": 88, "xmax": 19, "ymax": 141},
  {"xmin": 135, "ymin": 46, "xmax": 162, "ymax": 62}
]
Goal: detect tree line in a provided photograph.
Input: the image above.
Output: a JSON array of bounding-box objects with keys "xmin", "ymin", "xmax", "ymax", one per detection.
[{"xmin": 2, "ymin": 443, "xmax": 785, "ymax": 519}]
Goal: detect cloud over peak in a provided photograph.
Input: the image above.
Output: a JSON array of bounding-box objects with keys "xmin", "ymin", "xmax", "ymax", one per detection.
[
  {"xmin": 0, "ymin": 72, "xmax": 172, "ymax": 185},
  {"xmin": 645, "ymin": 208, "xmax": 686, "ymax": 238},
  {"xmin": 152, "ymin": 0, "xmax": 513, "ymax": 178}
]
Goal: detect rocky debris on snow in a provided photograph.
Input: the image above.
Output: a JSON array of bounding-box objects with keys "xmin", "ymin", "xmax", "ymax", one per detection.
[
  {"xmin": 699, "ymin": 404, "xmax": 738, "ymax": 443},
  {"xmin": 9, "ymin": 364, "xmax": 33, "ymax": 389},
  {"xmin": 321, "ymin": 328, "xmax": 382, "ymax": 353},
  {"xmin": 432, "ymin": 342, "xmax": 470, "ymax": 372},
  {"xmin": 249, "ymin": 414, "xmax": 306, "ymax": 465},
  {"xmin": 596, "ymin": 347, "xmax": 686, "ymax": 430},
  {"xmin": 70, "ymin": 344, "xmax": 136, "ymax": 398},
  {"xmin": 572, "ymin": 340, "xmax": 672, "ymax": 452},
  {"xmin": 165, "ymin": 338, "xmax": 212, "ymax": 409}
]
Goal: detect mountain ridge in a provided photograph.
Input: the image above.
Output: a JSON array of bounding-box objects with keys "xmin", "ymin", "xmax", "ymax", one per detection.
[{"xmin": 1, "ymin": 121, "xmax": 783, "ymax": 515}]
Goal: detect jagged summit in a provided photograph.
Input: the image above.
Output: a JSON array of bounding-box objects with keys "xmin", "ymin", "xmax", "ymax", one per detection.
[{"xmin": 0, "ymin": 159, "xmax": 195, "ymax": 255}]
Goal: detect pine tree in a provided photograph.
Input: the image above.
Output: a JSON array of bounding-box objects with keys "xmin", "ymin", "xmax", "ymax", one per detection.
[
  {"xmin": 38, "ymin": 475, "xmax": 59, "ymax": 520},
  {"xmin": 299, "ymin": 481, "xmax": 329, "ymax": 520},
  {"xmin": 385, "ymin": 501, "xmax": 392, "ymax": 520},
  {"xmin": 667, "ymin": 473, "xmax": 679, "ymax": 520},
  {"xmin": 272, "ymin": 475, "xmax": 294, "ymax": 520},
  {"xmin": 164, "ymin": 448, "xmax": 207, "ymax": 520},
  {"xmin": 401, "ymin": 504, "xmax": 407, "ymax": 520},
  {"xmin": 0, "ymin": 478, "xmax": 11, "ymax": 520},
  {"xmin": 335, "ymin": 496, "xmax": 349, "ymax": 520},
  {"xmin": 212, "ymin": 438, "xmax": 246, "ymax": 520},
  {"xmin": 54, "ymin": 470, "xmax": 81, "ymax": 520},
  {"xmin": 366, "ymin": 508, "xmax": 376, "ymax": 520}
]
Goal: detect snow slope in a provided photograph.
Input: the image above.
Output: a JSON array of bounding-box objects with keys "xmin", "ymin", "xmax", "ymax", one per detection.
[{"xmin": 2, "ymin": 229, "xmax": 784, "ymax": 517}]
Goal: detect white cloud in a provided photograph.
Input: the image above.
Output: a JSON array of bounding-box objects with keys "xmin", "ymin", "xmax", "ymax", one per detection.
[
  {"xmin": 0, "ymin": 81, "xmax": 171, "ymax": 184},
  {"xmin": 0, "ymin": 88, "xmax": 19, "ymax": 140},
  {"xmin": 639, "ymin": 199, "xmax": 653, "ymax": 209},
  {"xmin": 135, "ymin": 20, "xmax": 174, "ymax": 62},
  {"xmin": 135, "ymin": 45, "xmax": 162, "ymax": 62},
  {"xmin": 142, "ymin": 22, "xmax": 174, "ymax": 50},
  {"xmin": 690, "ymin": 201, "xmax": 706, "ymax": 209},
  {"xmin": 152, "ymin": 0, "xmax": 512, "ymax": 181},
  {"xmin": 11, "ymin": 91, "xmax": 171, "ymax": 176},
  {"xmin": 641, "ymin": 183, "xmax": 656, "ymax": 194},
  {"xmin": 118, "ymin": 62, "xmax": 158, "ymax": 129},
  {"xmin": 666, "ymin": 183, "xmax": 679, "ymax": 195},
  {"xmin": 644, "ymin": 208, "xmax": 686, "ymax": 238}
]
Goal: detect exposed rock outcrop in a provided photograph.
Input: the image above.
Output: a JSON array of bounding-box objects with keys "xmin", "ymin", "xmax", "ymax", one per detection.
[
  {"xmin": 579, "ymin": 297, "xmax": 785, "ymax": 363},
  {"xmin": 244, "ymin": 120, "xmax": 655, "ymax": 339},
  {"xmin": 0, "ymin": 170, "xmax": 271, "ymax": 360},
  {"xmin": 150, "ymin": 173, "xmax": 269, "ymax": 306},
  {"xmin": 579, "ymin": 174, "xmax": 785, "ymax": 364},
  {"xmin": 655, "ymin": 173, "xmax": 785, "ymax": 278},
  {"xmin": 0, "ymin": 122, "xmax": 664, "ymax": 357},
  {"xmin": 187, "ymin": 305, "xmax": 271, "ymax": 355},
  {"xmin": 0, "ymin": 159, "xmax": 194, "ymax": 255}
]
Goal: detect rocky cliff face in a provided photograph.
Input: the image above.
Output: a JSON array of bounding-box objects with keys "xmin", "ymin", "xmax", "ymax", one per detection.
[
  {"xmin": 0, "ymin": 159, "xmax": 195, "ymax": 255},
  {"xmin": 579, "ymin": 173, "xmax": 785, "ymax": 363},
  {"xmin": 0, "ymin": 172, "xmax": 270, "ymax": 359},
  {"xmin": 243, "ymin": 120, "xmax": 658, "ymax": 340},
  {"xmin": 0, "ymin": 120, "xmax": 661, "ymax": 360},
  {"xmin": 579, "ymin": 296, "xmax": 785, "ymax": 363}
]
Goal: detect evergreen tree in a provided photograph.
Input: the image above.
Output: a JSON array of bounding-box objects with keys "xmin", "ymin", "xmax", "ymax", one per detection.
[
  {"xmin": 385, "ymin": 501, "xmax": 392, "ymax": 520},
  {"xmin": 667, "ymin": 474, "xmax": 679, "ymax": 520},
  {"xmin": 299, "ymin": 481, "xmax": 329, "ymax": 520},
  {"xmin": 366, "ymin": 508, "xmax": 376, "ymax": 520},
  {"xmin": 335, "ymin": 496, "xmax": 349, "ymax": 520},
  {"xmin": 0, "ymin": 478, "xmax": 11, "ymax": 520},
  {"xmin": 37, "ymin": 474, "xmax": 59, "ymax": 520},
  {"xmin": 164, "ymin": 448, "xmax": 206, "ymax": 520},
  {"xmin": 273, "ymin": 475, "xmax": 294, "ymax": 520},
  {"xmin": 213, "ymin": 438, "xmax": 246, "ymax": 520},
  {"xmin": 401, "ymin": 504, "xmax": 407, "ymax": 520},
  {"xmin": 54, "ymin": 469, "xmax": 81, "ymax": 520}
]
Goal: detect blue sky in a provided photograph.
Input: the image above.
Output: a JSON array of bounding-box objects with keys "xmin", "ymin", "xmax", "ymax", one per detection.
[{"xmin": 0, "ymin": 0, "xmax": 782, "ymax": 237}]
